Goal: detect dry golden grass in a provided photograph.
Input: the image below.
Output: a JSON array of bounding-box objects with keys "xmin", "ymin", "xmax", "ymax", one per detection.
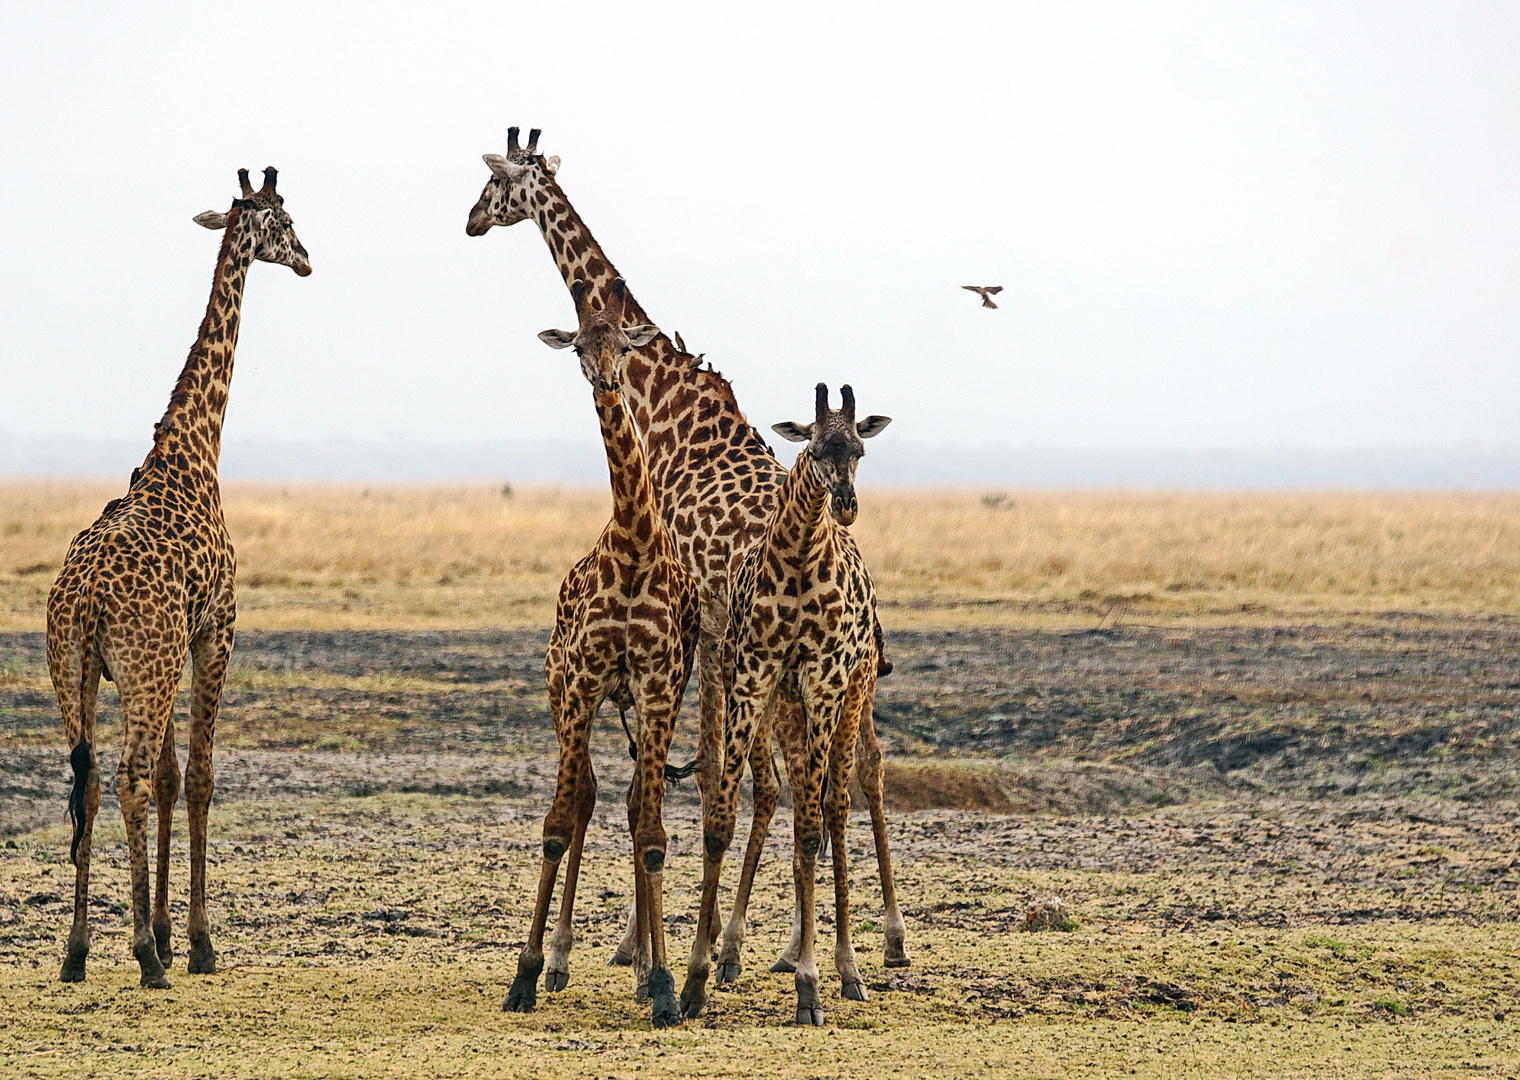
[{"xmin": 2, "ymin": 482, "xmax": 1518, "ymax": 631}]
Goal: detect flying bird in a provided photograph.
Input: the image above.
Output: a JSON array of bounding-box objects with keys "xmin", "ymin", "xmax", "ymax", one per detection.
[{"xmin": 961, "ymin": 285, "xmax": 1003, "ymax": 309}]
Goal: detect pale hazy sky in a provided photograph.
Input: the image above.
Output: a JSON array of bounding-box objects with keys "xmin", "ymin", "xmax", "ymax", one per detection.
[{"xmin": 1, "ymin": 1, "xmax": 1516, "ymax": 453}]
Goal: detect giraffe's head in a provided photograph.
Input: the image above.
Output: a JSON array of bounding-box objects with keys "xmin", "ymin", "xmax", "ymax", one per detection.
[
  {"xmin": 192, "ymin": 168, "xmax": 311, "ymax": 276},
  {"xmin": 773, "ymin": 384, "xmax": 892, "ymax": 526},
  {"xmin": 466, "ymin": 127, "xmax": 562, "ymax": 236},
  {"xmin": 537, "ymin": 277, "xmax": 659, "ymax": 393}
]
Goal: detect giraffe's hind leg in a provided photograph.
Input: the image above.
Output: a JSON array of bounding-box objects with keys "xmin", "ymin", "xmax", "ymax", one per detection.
[
  {"xmin": 116, "ymin": 668, "xmax": 180, "ymax": 989},
  {"xmin": 58, "ymin": 653, "xmax": 103, "ymax": 982},
  {"xmin": 151, "ymin": 719, "xmax": 181, "ymax": 969}
]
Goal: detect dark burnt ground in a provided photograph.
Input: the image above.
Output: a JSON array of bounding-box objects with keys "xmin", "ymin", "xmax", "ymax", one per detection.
[{"xmin": 3, "ymin": 617, "xmax": 1519, "ymax": 838}]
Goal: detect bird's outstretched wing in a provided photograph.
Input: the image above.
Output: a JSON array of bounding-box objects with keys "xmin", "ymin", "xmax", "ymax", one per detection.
[
  {"xmin": 961, "ymin": 285, "xmax": 983, "ymax": 294},
  {"xmin": 985, "ymin": 286, "xmax": 1003, "ymax": 295}
]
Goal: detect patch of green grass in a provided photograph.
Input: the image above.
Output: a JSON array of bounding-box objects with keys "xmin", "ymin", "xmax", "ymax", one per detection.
[
  {"xmin": 1302, "ymin": 934, "xmax": 1373, "ymax": 962},
  {"xmin": 1373, "ymin": 994, "xmax": 1412, "ymax": 1017}
]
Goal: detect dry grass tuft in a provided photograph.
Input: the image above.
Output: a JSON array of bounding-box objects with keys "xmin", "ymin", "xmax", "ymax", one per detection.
[{"xmin": 2, "ymin": 482, "xmax": 1518, "ymax": 630}]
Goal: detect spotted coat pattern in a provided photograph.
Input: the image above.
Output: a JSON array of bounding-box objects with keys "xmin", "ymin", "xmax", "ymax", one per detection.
[
  {"xmin": 46, "ymin": 169, "xmax": 310, "ymax": 989},
  {"xmin": 466, "ymin": 132, "xmax": 908, "ymax": 985},
  {"xmin": 503, "ymin": 279, "xmax": 697, "ymax": 1028},
  {"xmin": 680, "ymin": 385, "xmax": 889, "ymax": 1025}
]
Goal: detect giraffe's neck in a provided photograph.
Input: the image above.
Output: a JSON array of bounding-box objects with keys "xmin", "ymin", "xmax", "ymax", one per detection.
[
  {"xmin": 768, "ymin": 451, "xmax": 832, "ymax": 570},
  {"xmin": 142, "ymin": 207, "xmax": 252, "ymax": 488},
  {"xmin": 525, "ymin": 176, "xmax": 780, "ymax": 493},
  {"xmin": 594, "ymin": 387, "xmax": 664, "ymax": 559}
]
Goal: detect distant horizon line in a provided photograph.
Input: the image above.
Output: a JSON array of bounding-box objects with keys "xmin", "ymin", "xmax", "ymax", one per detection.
[{"xmin": 3, "ymin": 431, "xmax": 1517, "ymax": 491}]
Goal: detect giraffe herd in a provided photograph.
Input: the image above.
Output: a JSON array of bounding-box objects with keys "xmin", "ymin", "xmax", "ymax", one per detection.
[{"xmin": 45, "ymin": 131, "xmax": 904, "ymax": 1029}]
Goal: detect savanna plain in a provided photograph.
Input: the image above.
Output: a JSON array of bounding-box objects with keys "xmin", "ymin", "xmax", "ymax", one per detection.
[{"xmin": 2, "ymin": 483, "xmax": 1518, "ymax": 1078}]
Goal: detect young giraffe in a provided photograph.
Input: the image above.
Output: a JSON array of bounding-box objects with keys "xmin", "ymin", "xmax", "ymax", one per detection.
[
  {"xmin": 504, "ymin": 278, "xmax": 699, "ymax": 1029},
  {"xmin": 687, "ymin": 384, "xmax": 892, "ymax": 1025},
  {"xmin": 47, "ymin": 168, "xmax": 310, "ymax": 988},
  {"xmin": 466, "ymin": 129, "xmax": 909, "ymax": 978}
]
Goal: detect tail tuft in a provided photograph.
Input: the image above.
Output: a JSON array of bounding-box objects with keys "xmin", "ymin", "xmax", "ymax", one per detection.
[
  {"xmin": 664, "ymin": 758, "xmax": 698, "ymax": 785},
  {"xmin": 67, "ymin": 741, "xmax": 91, "ymax": 866}
]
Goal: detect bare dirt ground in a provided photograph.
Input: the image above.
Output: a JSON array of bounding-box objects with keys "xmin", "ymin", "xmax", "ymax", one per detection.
[{"xmin": 2, "ymin": 618, "xmax": 1519, "ymax": 1077}]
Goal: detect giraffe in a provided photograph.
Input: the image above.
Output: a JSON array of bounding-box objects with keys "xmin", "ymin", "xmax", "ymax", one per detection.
[
  {"xmin": 503, "ymin": 277, "xmax": 699, "ymax": 1029},
  {"xmin": 466, "ymin": 128, "xmax": 909, "ymax": 979},
  {"xmin": 685, "ymin": 384, "xmax": 891, "ymax": 1024},
  {"xmin": 47, "ymin": 168, "xmax": 310, "ymax": 988}
]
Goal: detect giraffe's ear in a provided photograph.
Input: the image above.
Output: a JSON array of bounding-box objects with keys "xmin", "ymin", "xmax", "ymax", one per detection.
[
  {"xmin": 544, "ymin": 155, "xmax": 561, "ymax": 176},
  {"xmin": 485, "ymin": 154, "xmax": 526, "ymax": 180},
  {"xmin": 538, "ymin": 329, "xmax": 577, "ymax": 350},
  {"xmin": 771, "ymin": 421, "xmax": 814, "ymax": 444},
  {"xmin": 856, "ymin": 415, "xmax": 892, "ymax": 439},
  {"xmin": 193, "ymin": 211, "xmax": 229, "ymax": 230},
  {"xmin": 624, "ymin": 324, "xmax": 660, "ymax": 348}
]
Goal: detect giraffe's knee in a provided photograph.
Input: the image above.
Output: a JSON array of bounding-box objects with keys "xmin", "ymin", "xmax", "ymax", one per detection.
[
  {"xmin": 543, "ymin": 837, "xmax": 567, "ymax": 862},
  {"xmin": 183, "ymin": 767, "xmax": 213, "ymax": 809},
  {"xmin": 799, "ymin": 832, "xmax": 822, "ymax": 860},
  {"xmin": 704, "ymin": 829, "xmax": 731, "ymax": 861}
]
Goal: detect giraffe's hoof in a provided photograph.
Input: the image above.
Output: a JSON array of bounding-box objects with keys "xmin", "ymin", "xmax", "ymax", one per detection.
[
  {"xmin": 649, "ymin": 968, "xmax": 681, "ymax": 1029},
  {"xmin": 679, "ymin": 975, "xmax": 708, "ymax": 1020},
  {"xmin": 153, "ymin": 919, "xmax": 173, "ymax": 968},
  {"xmin": 504, "ymin": 975, "xmax": 538, "ymax": 1012},
  {"xmin": 59, "ymin": 957, "xmax": 87, "ymax": 983},
  {"xmin": 544, "ymin": 967, "xmax": 570, "ymax": 993},
  {"xmin": 842, "ymin": 979, "xmax": 869, "ymax": 1002},
  {"xmin": 715, "ymin": 956, "xmax": 742, "ymax": 987},
  {"xmin": 884, "ymin": 953, "xmax": 911, "ymax": 969},
  {"xmin": 134, "ymin": 939, "xmax": 170, "ymax": 988},
  {"xmin": 795, "ymin": 1006, "xmax": 826, "ymax": 1026},
  {"xmin": 188, "ymin": 932, "xmax": 216, "ymax": 975},
  {"xmin": 769, "ymin": 956, "xmax": 798, "ymax": 974},
  {"xmin": 608, "ymin": 947, "xmax": 634, "ymax": 967}
]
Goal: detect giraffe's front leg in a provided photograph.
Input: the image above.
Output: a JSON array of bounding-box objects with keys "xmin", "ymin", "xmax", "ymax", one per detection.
[
  {"xmin": 505, "ymin": 685, "xmax": 591, "ymax": 1012},
  {"xmin": 544, "ymin": 759, "xmax": 597, "ymax": 993},
  {"xmin": 185, "ymin": 610, "xmax": 233, "ymax": 975},
  {"xmin": 828, "ymin": 686, "xmax": 867, "ymax": 1002},
  {"xmin": 681, "ymin": 685, "xmax": 758, "ymax": 1019},
  {"xmin": 152, "ymin": 718, "xmax": 181, "ymax": 970},
  {"xmin": 855, "ymin": 682, "xmax": 909, "ymax": 968},
  {"xmin": 772, "ymin": 702, "xmax": 827, "ymax": 1025},
  {"xmin": 717, "ymin": 712, "xmax": 781, "ymax": 988}
]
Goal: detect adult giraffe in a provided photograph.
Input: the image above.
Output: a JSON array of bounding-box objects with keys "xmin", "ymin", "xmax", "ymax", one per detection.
[
  {"xmin": 48, "ymin": 168, "xmax": 310, "ymax": 988},
  {"xmin": 465, "ymin": 129, "xmax": 908, "ymax": 987}
]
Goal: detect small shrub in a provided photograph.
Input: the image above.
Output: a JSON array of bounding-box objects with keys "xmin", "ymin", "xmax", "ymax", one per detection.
[
  {"xmin": 1021, "ymin": 895, "xmax": 1076, "ymax": 932},
  {"xmin": 980, "ymin": 492, "xmax": 1011, "ymax": 510}
]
